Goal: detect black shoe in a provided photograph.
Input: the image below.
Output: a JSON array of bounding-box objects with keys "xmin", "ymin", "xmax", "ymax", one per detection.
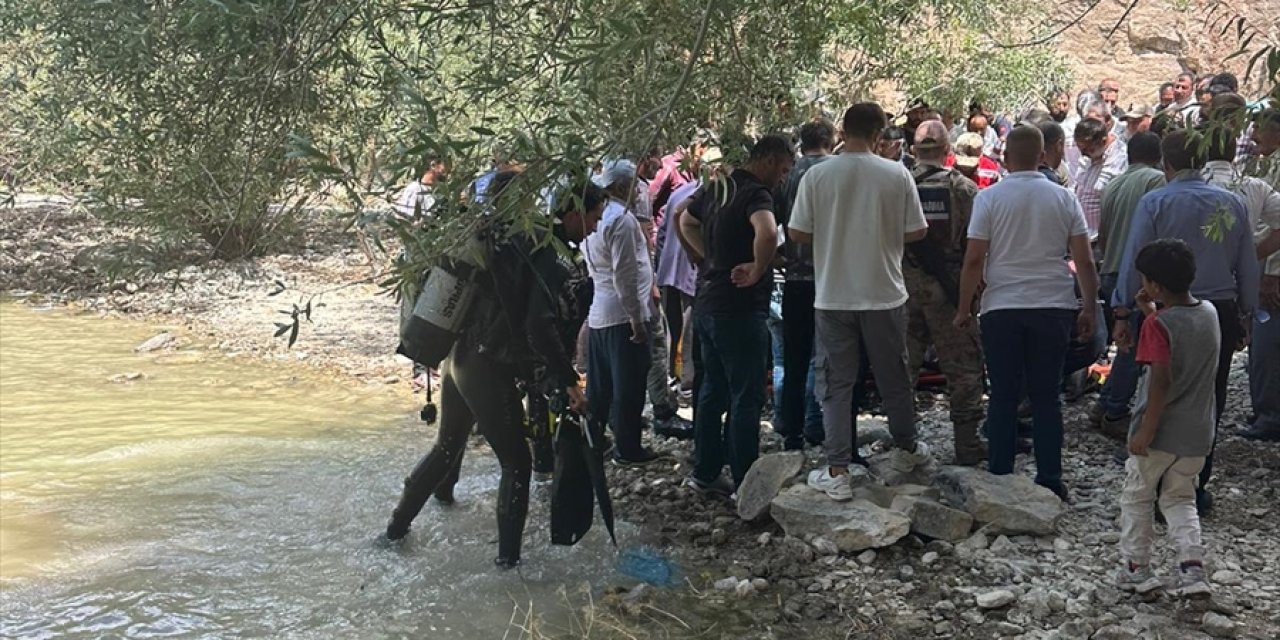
[
  {"xmin": 1112, "ymin": 445, "xmax": 1129, "ymax": 465},
  {"xmin": 782, "ymin": 438, "xmax": 805, "ymax": 451},
  {"xmin": 1239, "ymin": 424, "xmax": 1280, "ymax": 442},
  {"xmin": 385, "ymin": 521, "xmax": 410, "ymax": 541},
  {"xmin": 685, "ymin": 474, "xmax": 734, "ymax": 497},
  {"xmin": 1100, "ymin": 412, "xmax": 1131, "ymax": 441},
  {"xmin": 493, "ymin": 556, "xmax": 521, "ymax": 570},
  {"xmin": 433, "ymin": 487, "xmax": 456, "ymax": 507},
  {"xmin": 653, "ymin": 415, "xmax": 694, "ymax": 440},
  {"xmin": 1196, "ymin": 488, "xmax": 1213, "ymax": 516},
  {"xmin": 1038, "ymin": 480, "xmax": 1070, "ymax": 503},
  {"xmin": 614, "ymin": 448, "xmax": 664, "ymax": 466}
]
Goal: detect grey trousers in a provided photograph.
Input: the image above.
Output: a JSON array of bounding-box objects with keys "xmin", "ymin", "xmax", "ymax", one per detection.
[
  {"xmin": 814, "ymin": 306, "xmax": 918, "ymax": 468},
  {"xmin": 646, "ymin": 314, "xmax": 679, "ymax": 419}
]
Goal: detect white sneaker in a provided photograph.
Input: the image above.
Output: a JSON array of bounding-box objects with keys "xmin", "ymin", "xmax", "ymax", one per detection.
[
  {"xmin": 1114, "ymin": 562, "xmax": 1164, "ymax": 594},
  {"xmin": 1171, "ymin": 563, "xmax": 1213, "ymax": 598},
  {"xmin": 888, "ymin": 441, "xmax": 931, "ymax": 473},
  {"xmin": 807, "ymin": 467, "xmax": 853, "ymax": 501}
]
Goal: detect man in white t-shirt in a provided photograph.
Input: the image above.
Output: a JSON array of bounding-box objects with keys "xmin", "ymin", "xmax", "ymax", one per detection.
[
  {"xmin": 394, "ymin": 158, "xmax": 448, "ymax": 219},
  {"xmin": 954, "ymin": 125, "xmax": 1099, "ymax": 502},
  {"xmin": 789, "ymin": 102, "xmax": 931, "ymax": 501}
]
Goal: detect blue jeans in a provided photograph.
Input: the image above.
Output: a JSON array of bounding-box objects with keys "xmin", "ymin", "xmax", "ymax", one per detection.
[
  {"xmin": 1251, "ymin": 314, "xmax": 1280, "ymax": 432},
  {"xmin": 693, "ymin": 311, "xmax": 769, "ymax": 487},
  {"xmin": 981, "ymin": 309, "xmax": 1075, "ymax": 489},
  {"xmin": 1063, "ymin": 303, "xmax": 1107, "ymax": 376},
  {"xmin": 768, "ymin": 288, "xmax": 785, "ymax": 414},
  {"xmin": 1098, "ymin": 310, "xmax": 1144, "ymax": 418}
]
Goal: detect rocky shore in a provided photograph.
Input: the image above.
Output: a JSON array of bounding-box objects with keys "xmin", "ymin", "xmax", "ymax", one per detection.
[{"xmin": 3, "ymin": 199, "xmax": 1278, "ymax": 639}]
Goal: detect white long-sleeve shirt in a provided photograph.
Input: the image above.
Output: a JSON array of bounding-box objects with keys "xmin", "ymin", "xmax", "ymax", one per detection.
[
  {"xmin": 1205, "ymin": 160, "xmax": 1280, "ymax": 277},
  {"xmin": 583, "ymin": 200, "xmax": 654, "ymax": 329}
]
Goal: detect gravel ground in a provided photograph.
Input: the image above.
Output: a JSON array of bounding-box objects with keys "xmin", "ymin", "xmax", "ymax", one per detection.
[{"xmin": 4, "ymin": 198, "xmax": 1278, "ymax": 639}]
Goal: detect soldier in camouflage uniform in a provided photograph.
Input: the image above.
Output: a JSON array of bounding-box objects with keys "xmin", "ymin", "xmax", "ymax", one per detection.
[{"xmin": 905, "ymin": 121, "xmax": 987, "ymax": 465}]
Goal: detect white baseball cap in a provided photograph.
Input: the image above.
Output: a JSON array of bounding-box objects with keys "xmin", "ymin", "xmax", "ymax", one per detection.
[{"xmin": 591, "ymin": 159, "xmax": 638, "ymax": 188}]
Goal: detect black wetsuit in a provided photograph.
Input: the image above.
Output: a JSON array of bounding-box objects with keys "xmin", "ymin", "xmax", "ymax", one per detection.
[{"xmin": 387, "ymin": 226, "xmax": 584, "ymax": 567}]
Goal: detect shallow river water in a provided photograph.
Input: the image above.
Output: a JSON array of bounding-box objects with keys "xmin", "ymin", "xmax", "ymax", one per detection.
[{"xmin": 0, "ymin": 303, "xmax": 630, "ymax": 638}]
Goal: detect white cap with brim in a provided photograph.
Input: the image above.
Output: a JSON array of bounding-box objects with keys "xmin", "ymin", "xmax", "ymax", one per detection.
[{"xmin": 592, "ymin": 159, "xmax": 638, "ymax": 188}]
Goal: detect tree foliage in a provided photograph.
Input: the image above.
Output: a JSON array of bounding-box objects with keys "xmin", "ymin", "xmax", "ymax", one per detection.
[{"xmin": 3, "ymin": 0, "xmax": 1078, "ymax": 267}]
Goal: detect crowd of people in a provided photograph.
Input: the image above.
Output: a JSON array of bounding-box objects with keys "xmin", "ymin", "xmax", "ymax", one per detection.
[{"xmin": 383, "ymin": 72, "xmax": 1280, "ymax": 594}]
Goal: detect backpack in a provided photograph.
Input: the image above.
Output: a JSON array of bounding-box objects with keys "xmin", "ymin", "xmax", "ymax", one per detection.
[{"xmin": 908, "ymin": 166, "xmax": 961, "ymax": 306}]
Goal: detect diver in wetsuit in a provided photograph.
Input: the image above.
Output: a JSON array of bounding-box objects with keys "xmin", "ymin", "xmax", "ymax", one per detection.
[{"xmin": 384, "ymin": 177, "xmax": 604, "ymax": 569}]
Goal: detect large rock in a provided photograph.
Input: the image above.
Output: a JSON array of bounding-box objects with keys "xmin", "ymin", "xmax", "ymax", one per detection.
[
  {"xmin": 1201, "ymin": 612, "xmax": 1236, "ymax": 638},
  {"xmin": 1090, "ymin": 626, "xmax": 1140, "ymax": 640},
  {"xmin": 890, "ymin": 495, "xmax": 974, "ymax": 542},
  {"xmin": 736, "ymin": 451, "xmax": 804, "ymax": 521},
  {"xmin": 769, "ymin": 486, "xmax": 910, "ymax": 553},
  {"xmin": 135, "ymin": 332, "xmax": 177, "ymax": 352},
  {"xmin": 855, "ymin": 418, "xmax": 893, "ymax": 448},
  {"xmin": 853, "ymin": 482, "xmax": 940, "ymax": 508},
  {"xmin": 934, "ymin": 466, "xmax": 1064, "ymax": 535},
  {"xmin": 868, "ymin": 451, "xmax": 935, "ymax": 487},
  {"xmin": 975, "ymin": 589, "xmax": 1017, "ymax": 609}
]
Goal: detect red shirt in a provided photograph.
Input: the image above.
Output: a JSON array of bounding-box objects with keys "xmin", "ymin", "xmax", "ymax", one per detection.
[{"xmin": 975, "ymin": 156, "xmax": 1001, "ymax": 189}]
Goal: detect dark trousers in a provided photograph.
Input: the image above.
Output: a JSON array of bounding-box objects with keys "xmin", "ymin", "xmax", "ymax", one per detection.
[
  {"xmin": 1251, "ymin": 311, "xmax": 1280, "ymax": 433},
  {"xmin": 587, "ymin": 324, "xmax": 652, "ymax": 459},
  {"xmin": 1099, "ymin": 310, "xmax": 1145, "ymax": 418},
  {"xmin": 1099, "ymin": 272, "xmax": 1119, "ymax": 341},
  {"xmin": 780, "ymin": 281, "xmax": 826, "ymax": 446},
  {"xmin": 661, "ymin": 287, "xmax": 692, "ymax": 381},
  {"xmin": 389, "ymin": 345, "xmax": 530, "ymax": 561},
  {"xmin": 693, "ymin": 311, "xmax": 768, "ymax": 487},
  {"xmin": 1200, "ymin": 299, "xmax": 1245, "ymax": 492},
  {"xmin": 981, "ymin": 308, "xmax": 1075, "ymax": 490}
]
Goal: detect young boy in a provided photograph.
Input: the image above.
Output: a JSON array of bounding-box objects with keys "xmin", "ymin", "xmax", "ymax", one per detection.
[{"xmin": 1115, "ymin": 239, "xmax": 1219, "ymax": 597}]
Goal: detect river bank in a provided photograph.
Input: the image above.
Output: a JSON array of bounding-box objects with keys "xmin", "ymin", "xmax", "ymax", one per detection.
[{"xmin": 3, "ymin": 198, "xmax": 1279, "ymax": 639}]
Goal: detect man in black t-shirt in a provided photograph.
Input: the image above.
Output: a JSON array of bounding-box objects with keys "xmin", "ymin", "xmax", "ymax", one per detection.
[{"xmin": 677, "ymin": 135, "xmax": 795, "ymax": 495}]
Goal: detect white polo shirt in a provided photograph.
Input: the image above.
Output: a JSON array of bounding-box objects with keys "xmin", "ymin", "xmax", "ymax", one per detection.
[{"xmin": 967, "ymin": 171, "xmax": 1089, "ymax": 313}]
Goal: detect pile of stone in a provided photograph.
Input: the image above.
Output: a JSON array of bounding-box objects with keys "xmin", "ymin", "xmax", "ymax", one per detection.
[{"xmin": 740, "ymin": 451, "xmax": 1065, "ymax": 553}]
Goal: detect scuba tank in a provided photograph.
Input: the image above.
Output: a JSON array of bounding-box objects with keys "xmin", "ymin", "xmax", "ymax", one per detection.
[
  {"xmin": 401, "ymin": 259, "xmax": 478, "ymax": 426},
  {"xmin": 398, "ymin": 234, "xmax": 486, "ymax": 370}
]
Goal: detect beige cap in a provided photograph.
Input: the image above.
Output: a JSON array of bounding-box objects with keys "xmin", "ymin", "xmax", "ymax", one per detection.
[
  {"xmin": 1123, "ymin": 104, "xmax": 1154, "ymax": 120},
  {"xmin": 955, "ymin": 133, "xmax": 984, "ymax": 156}
]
